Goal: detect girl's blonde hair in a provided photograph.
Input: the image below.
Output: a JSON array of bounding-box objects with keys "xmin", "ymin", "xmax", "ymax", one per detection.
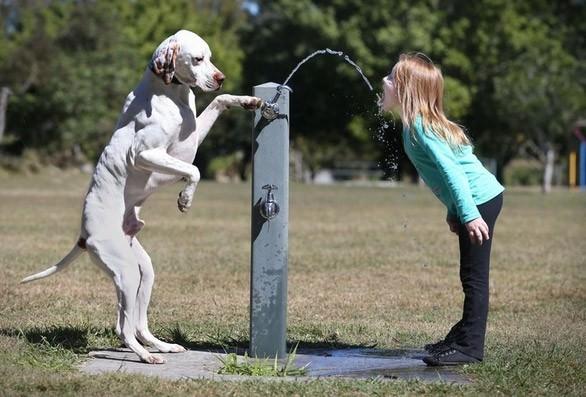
[{"xmin": 391, "ymin": 53, "xmax": 470, "ymax": 147}]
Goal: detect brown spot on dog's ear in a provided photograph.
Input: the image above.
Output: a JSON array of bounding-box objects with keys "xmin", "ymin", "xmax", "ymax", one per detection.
[{"xmin": 150, "ymin": 37, "xmax": 181, "ymax": 84}]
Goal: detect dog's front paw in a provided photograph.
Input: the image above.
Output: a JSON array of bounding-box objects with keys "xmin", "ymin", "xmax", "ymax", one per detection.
[
  {"xmin": 239, "ymin": 96, "xmax": 263, "ymax": 110},
  {"xmin": 177, "ymin": 184, "xmax": 196, "ymax": 213},
  {"xmin": 177, "ymin": 190, "xmax": 193, "ymax": 213}
]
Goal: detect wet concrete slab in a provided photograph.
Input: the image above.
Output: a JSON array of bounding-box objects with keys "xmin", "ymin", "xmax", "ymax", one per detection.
[
  {"xmin": 296, "ymin": 348, "xmax": 469, "ymax": 383},
  {"xmin": 80, "ymin": 347, "xmax": 470, "ymax": 384}
]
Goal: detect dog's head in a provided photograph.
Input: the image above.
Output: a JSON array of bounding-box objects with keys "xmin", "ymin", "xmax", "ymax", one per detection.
[{"xmin": 150, "ymin": 30, "xmax": 224, "ymax": 92}]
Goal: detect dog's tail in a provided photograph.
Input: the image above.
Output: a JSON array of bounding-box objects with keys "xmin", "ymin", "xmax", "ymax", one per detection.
[{"xmin": 20, "ymin": 238, "xmax": 87, "ymax": 284}]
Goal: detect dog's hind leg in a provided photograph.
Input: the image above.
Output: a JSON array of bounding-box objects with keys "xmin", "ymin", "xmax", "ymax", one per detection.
[
  {"xmin": 131, "ymin": 238, "xmax": 186, "ymax": 353},
  {"xmin": 86, "ymin": 236, "xmax": 166, "ymax": 364}
]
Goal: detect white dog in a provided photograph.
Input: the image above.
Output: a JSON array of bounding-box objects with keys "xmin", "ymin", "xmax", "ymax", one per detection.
[{"xmin": 21, "ymin": 30, "xmax": 262, "ymax": 364}]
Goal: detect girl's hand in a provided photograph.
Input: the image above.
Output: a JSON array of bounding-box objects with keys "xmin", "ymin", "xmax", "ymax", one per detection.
[
  {"xmin": 446, "ymin": 219, "xmax": 459, "ymax": 234},
  {"xmin": 465, "ymin": 217, "xmax": 490, "ymax": 245}
]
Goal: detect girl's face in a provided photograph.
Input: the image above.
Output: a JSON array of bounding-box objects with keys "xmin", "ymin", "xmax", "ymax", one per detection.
[{"xmin": 380, "ymin": 71, "xmax": 400, "ymax": 113}]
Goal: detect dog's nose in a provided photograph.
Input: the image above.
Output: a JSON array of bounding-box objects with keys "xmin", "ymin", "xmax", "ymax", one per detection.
[{"xmin": 213, "ymin": 71, "xmax": 225, "ymax": 85}]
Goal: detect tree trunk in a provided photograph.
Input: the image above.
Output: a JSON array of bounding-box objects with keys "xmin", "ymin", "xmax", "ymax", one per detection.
[
  {"xmin": 542, "ymin": 143, "xmax": 555, "ymax": 193},
  {"xmin": 291, "ymin": 147, "xmax": 304, "ymax": 182},
  {"xmin": 0, "ymin": 87, "xmax": 12, "ymax": 145},
  {"xmin": 496, "ymin": 159, "xmax": 505, "ymax": 184}
]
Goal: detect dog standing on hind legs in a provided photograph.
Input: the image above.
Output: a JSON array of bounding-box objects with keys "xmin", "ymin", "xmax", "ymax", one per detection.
[{"xmin": 20, "ymin": 30, "xmax": 262, "ymax": 364}]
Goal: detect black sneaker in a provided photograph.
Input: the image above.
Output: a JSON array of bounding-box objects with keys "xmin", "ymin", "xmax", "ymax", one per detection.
[
  {"xmin": 422, "ymin": 348, "xmax": 480, "ymax": 366},
  {"xmin": 423, "ymin": 340, "xmax": 450, "ymax": 353}
]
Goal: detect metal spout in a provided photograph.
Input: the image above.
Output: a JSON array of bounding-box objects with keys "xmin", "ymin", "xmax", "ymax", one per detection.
[
  {"xmin": 260, "ymin": 85, "xmax": 292, "ymax": 120},
  {"xmin": 260, "ymin": 101, "xmax": 280, "ymax": 121},
  {"xmin": 260, "ymin": 184, "xmax": 280, "ymax": 220}
]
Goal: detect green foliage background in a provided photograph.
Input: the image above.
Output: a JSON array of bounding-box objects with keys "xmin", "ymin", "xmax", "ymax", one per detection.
[
  {"xmin": 0, "ymin": 0, "xmax": 584, "ymax": 180},
  {"xmin": 0, "ymin": 0, "xmax": 249, "ymax": 174}
]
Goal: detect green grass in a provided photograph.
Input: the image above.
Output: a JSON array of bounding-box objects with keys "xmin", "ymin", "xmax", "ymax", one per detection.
[
  {"xmin": 0, "ymin": 170, "xmax": 585, "ymax": 396},
  {"xmin": 217, "ymin": 343, "xmax": 309, "ymax": 377}
]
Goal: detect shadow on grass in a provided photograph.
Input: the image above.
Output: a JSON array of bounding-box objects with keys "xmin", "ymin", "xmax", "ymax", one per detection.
[
  {"xmin": 1, "ymin": 324, "xmax": 385, "ymax": 356},
  {"xmin": 0, "ymin": 325, "xmax": 119, "ymax": 354}
]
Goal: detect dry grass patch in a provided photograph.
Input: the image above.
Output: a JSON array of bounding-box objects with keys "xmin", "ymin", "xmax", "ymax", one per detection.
[{"xmin": 0, "ymin": 171, "xmax": 584, "ymax": 395}]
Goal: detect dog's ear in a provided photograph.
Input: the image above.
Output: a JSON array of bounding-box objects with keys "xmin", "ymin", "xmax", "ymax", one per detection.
[{"xmin": 150, "ymin": 36, "xmax": 181, "ymax": 84}]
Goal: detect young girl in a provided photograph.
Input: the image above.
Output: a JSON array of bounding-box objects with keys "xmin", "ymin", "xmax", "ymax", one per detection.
[{"xmin": 380, "ymin": 53, "xmax": 504, "ymax": 366}]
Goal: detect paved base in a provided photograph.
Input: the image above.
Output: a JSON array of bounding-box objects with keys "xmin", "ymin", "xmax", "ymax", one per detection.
[{"xmin": 80, "ymin": 347, "xmax": 470, "ymax": 384}]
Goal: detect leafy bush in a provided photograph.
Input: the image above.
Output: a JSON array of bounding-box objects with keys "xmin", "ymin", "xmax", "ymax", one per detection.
[
  {"xmin": 208, "ymin": 151, "xmax": 245, "ymax": 181},
  {"xmin": 504, "ymin": 159, "xmax": 542, "ymax": 186}
]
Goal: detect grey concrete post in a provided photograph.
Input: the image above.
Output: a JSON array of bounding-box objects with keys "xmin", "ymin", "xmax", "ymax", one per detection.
[{"xmin": 250, "ymin": 83, "xmax": 289, "ymax": 358}]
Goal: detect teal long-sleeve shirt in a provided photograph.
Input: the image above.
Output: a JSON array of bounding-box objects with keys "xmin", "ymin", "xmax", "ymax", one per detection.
[{"xmin": 402, "ymin": 117, "xmax": 504, "ymax": 223}]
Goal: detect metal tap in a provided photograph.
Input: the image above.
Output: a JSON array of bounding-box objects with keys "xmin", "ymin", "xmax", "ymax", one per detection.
[
  {"xmin": 259, "ymin": 184, "xmax": 280, "ymax": 220},
  {"xmin": 260, "ymin": 85, "xmax": 292, "ymax": 120}
]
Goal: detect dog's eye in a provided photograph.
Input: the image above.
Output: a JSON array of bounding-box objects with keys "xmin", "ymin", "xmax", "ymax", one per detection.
[{"xmin": 192, "ymin": 57, "xmax": 204, "ymax": 64}]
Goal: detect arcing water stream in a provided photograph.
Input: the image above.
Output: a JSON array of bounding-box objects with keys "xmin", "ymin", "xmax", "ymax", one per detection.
[
  {"xmin": 281, "ymin": 48, "xmax": 374, "ymax": 91},
  {"xmin": 272, "ymin": 48, "xmax": 400, "ymax": 180}
]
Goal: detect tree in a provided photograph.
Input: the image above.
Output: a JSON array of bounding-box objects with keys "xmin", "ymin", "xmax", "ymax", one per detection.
[
  {"xmin": 241, "ymin": 0, "xmax": 585, "ymax": 187},
  {"xmin": 440, "ymin": 0, "xmax": 586, "ymax": 188},
  {"xmin": 2, "ymin": 0, "xmax": 583, "ymax": 188},
  {"xmin": 492, "ymin": 33, "xmax": 584, "ymax": 192},
  {"xmin": 1, "ymin": 0, "xmax": 249, "ymax": 173},
  {"xmin": 241, "ymin": 0, "xmax": 477, "ymax": 178}
]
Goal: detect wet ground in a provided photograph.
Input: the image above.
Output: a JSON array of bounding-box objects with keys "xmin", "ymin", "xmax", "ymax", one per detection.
[
  {"xmin": 296, "ymin": 348, "xmax": 468, "ymax": 383},
  {"xmin": 81, "ymin": 347, "xmax": 470, "ymax": 384}
]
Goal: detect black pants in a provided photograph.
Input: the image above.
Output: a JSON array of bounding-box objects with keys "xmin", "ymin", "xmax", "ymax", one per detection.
[{"xmin": 444, "ymin": 193, "xmax": 503, "ymax": 360}]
